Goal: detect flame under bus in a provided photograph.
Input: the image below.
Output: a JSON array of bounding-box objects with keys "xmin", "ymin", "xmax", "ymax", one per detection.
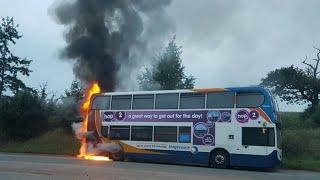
[{"xmin": 87, "ymin": 86, "xmax": 281, "ymax": 168}]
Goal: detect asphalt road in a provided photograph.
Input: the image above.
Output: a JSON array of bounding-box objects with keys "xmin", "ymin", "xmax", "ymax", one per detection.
[{"xmin": 0, "ymin": 153, "xmax": 319, "ymax": 180}]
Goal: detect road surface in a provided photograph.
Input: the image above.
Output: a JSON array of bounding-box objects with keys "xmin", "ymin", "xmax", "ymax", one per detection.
[{"xmin": 0, "ymin": 153, "xmax": 319, "ymax": 180}]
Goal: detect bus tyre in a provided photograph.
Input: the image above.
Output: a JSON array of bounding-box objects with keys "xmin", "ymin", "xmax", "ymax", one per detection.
[
  {"xmin": 211, "ymin": 150, "xmax": 229, "ymax": 169},
  {"xmin": 112, "ymin": 150, "xmax": 124, "ymax": 161}
]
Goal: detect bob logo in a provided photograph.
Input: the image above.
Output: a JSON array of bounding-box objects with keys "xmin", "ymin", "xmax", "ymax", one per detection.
[
  {"xmin": 236, "ymin": 110, "xmax": 249, "ymax": 123},
  {"xmin": 103, "ymin": 112, "xmax": 114, "ymax": 121}
]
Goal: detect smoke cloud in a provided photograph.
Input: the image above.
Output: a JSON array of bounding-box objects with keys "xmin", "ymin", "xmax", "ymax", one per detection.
[
  {"xmin": 72, "ymin": 122, "xmax": 121, "ymax": 154},
  {"xmin": 50, "ymin": 0, "xmax": 174, "ymax": 91}
]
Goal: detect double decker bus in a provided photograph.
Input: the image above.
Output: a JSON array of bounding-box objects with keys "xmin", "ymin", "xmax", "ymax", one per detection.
[{"xmin": 87, "ymin": 86, "xmax": 281, "ymax": 168}]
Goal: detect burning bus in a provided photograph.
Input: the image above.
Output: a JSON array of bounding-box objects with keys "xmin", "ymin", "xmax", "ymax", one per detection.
[{"xmin": 80, "ymin": 83, "xmax": 281, "ymax": 168}]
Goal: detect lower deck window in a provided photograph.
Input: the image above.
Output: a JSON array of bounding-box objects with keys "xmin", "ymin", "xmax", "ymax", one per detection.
[
  {"xmin": 110, "ymin": 126, "xmax": 130, "ymax": 140},
  {"xmin": 242, "ymin": 127, "xmax": 275, "ymax": 146},
  {"xmin": 179, "ymin": 126, "xmax": 191, "ymax": 143},
  {"xmin": 154, "ymin": 126, "xmax": 177, "ymax": 142},
  {"xmin": 131, "ymin": 126, "xmax": 153, "ymax": 141}
]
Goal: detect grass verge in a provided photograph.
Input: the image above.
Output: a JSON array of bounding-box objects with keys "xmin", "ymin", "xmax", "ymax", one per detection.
[
  {"xmin": 0, "ymin": 128, "xmax": 80, "ymax": 155},
  {"xmin": 282, "ymin": 159, "xmax": 320, "ymax": 171}
]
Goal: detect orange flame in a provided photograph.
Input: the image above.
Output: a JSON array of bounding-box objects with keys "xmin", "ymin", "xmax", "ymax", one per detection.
[{"xmin": 77, "ymin": 82, "xmax": 110, "ymax": 161}]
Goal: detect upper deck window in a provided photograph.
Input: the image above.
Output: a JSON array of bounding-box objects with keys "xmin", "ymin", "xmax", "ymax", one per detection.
[
  {"xmin": 180, "ymin": 93, "xmax": 205, "ymax": 109},
  {"xmin": 155, "ymin": 93, "xmax": 179, "ymax": 109},
  {"xmin": 206, "ymin": 92, "xmax": 235, "ymax": 108},
  {"xmin": 111, "ymin": 95, "xmax": 132, "ymax": 110},
  {"xmin": 132, "ymin": 94, "xmax": 154, "ymax": 109},
  {"xmin": 91, "ymin": 96, "xmax": 111, "ymax": 110},
  {"xmin": 236, "ymin": 93, "xmax": 264, "ymax": 108}
]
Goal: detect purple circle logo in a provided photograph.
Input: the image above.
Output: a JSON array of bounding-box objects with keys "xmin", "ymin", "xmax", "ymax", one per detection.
[
  {"xmin": 221, "ymin": 111, "xmax": 231, "ymax": 122},
  {"xmin": 207, "ymin": 110, "xmax": 221, "ymax": 122},
  {"xmin": 115, "ymin": 111, "xmax": 125, "ymax": 120},
  {"xmin": 236, "ymin": 110, "xmax": 249, "ymax": 123},
  {"xmin": 249, "ymin": 110, "xmax": 260, "ymax": 120},
  {"xmin": 202, "ymin": 134, "xmax": 214, "ymax": 145},
  {"xmin": 103, "ymin": 112, "xmax": 114, "ymax": 121},
  {"xmin": 194, "ymin": 123, "xmax": 209, "ymax": 138}
]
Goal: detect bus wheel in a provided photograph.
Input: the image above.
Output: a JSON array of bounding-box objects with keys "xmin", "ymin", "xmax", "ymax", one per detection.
[
  {"xmin": 211, "ymin": 150, "xmax": 229, "ymax": 169},
  {"xmin": 112, "ymin": 150, "xmax": 124, "ymax": 161}
]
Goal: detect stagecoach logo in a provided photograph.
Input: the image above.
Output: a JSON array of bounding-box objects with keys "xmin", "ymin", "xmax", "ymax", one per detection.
[
  {"xmin": 249, "ymin": 110, "xmax": 260, "ymax": 120},
  {"xmin": 190, "ymin": 146, "xmax": 198, "ymax": 154},
  {"xmin": 103, "ymin": 112, "xmax": 114, "ymax": 121},
  {"xmin": 236, "ymin": 109, "xmax": 249, "ymax": 123},
  {"xmin": 202, "ymin": 134, "xmax": 214, "ymax": 145},
  {"xmin": 193, "ymin": 123, "xmax": 209, "ymax": 138},
  {"xmin": 207, "ymin": 110, "xmax": 221, "ymax": 122}
]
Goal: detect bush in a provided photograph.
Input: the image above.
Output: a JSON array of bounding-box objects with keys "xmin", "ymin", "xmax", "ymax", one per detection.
[
  {"xmin": 282, "ymin": 129, "xmax": 320, "ymax": 159},
  {"xmin": 310, "ymin": 106, "xmax": 320, "ymax": 126},
  {"xmin": 280, "ymin": 112, "xmax": 314, "ymax": 129},
  {"xmin": 0, "ymin": 90, "xmax": 49, "ymax": 141}
]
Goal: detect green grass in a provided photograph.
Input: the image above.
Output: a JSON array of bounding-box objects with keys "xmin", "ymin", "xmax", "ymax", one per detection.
[
  {"xmin": 0, "ymin": 129, "xmax": 80, "ymax": 155},
  {"xmin": 279, "ymin": 111, "xmax": 320, "ymax": 171},
  {"xmin": 282, "ymin": 159, "xmax": 320, "ymax": 171}
]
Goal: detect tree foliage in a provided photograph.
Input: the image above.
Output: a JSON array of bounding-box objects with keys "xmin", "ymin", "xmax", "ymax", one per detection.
[
  {"xmin": 0, "ymin": 17, "xmax": 32, "ymax": 97},
  {"xmin": 0, "ymin": 89, "xmax": 49, "ymax": 141},
  {"xmin": 261, "ymin": 47, "xmax": 320, "ymax": 111},
  {"xmin": 138, "ymin": 37, "xmax": 195, "ymax": 90}
]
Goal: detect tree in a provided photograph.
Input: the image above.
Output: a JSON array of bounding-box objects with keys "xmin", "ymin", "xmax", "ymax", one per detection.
[
  {"xmin": 64, "ymin": 79, "xmax": 84, "ymax": 102},
  {"xmin": 0, "ymin": 89, "xmax": 49, "ymax": 141},
  {"xmin": 261, "ymin": 47, "xmax": 320, "ymax": 112},
  {"xmin": 138, "ymin": 36, "xmax": 195, "ymax": 90},
  {"xmin": 58, "ymin": 79, "xmax": 84, "ymax": 132},
  {"xmin": 0, "ymin": 17, "xmax": 32, "ymax": 98}
]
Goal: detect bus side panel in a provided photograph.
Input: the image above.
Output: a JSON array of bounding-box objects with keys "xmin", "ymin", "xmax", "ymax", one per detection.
[
  {"xmin": 229, "ymin": 150, "xmax": 280, "ymax": 168},
  {"xmin": 125, "ymin": 150, "xmax": 210, "ymax": 165}
]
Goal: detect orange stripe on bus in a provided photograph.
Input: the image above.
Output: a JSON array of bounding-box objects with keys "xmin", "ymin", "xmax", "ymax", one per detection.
[
  {"xmin": 192, "ymin": 88, "xmax": 226, "ymax": 93},
  {"xmin": 250, "ymin": 108, "xmax": 272, "ymax": 124}
]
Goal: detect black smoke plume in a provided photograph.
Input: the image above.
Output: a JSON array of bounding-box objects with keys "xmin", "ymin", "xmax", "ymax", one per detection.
[{"xmin": 51, "ymin": 0, "xmax": 173, "ymax": 91}]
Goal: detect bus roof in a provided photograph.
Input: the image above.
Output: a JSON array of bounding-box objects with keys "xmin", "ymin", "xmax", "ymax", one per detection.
[{"xmin": 99, "ymin": 86, "xmax": 269, "ymax": 96}]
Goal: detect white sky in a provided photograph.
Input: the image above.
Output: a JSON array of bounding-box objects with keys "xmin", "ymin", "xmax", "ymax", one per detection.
[{"xmin": 1, "ymin": 0, "xmax": 319, "ymax": 111}]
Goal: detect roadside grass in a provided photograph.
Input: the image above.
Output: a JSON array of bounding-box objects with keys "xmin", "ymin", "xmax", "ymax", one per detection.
[
  {"xmin": 0, "ymin": 128, "xmax": 80, "ymax": 155},
  {"xmin": 280, "ymin": 111, "xmax": 320, "ymax": 171},
  {"xmin": 282, "ymin": 159, "xmax": 320, "ymax": 171}
]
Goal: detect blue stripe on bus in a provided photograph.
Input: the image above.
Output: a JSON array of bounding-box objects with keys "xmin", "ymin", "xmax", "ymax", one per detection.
[
  {"xmin": 125, "ymin": 150, "xmax": 280, "ymax": 168},
  {"xmin": 230, "ymin": 150, "xmax": 280, "ymax": 168}
]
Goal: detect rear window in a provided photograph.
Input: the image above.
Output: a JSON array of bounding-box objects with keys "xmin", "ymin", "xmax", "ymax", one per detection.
[
  {"xmin": 206, "ymin": 92, "xmax": 235, "ymax": 108},
  {"xmin": 91, "ymin": 96, "xmax": 110, "ymax": 110},
  {"xmin": 155, "ymin": 93, "xmax": 179, "ymax": 109},
  {"xmin": 236, "ymin": 93, "xmax": 264, "ymax": 108},
  {"xmin": 111, "ymin": 95, "xmax": 132, "ymax": 110},
  {"xmin": 180, "ymin": 93, "xmax": 205, "ymax": 109},
  {"xmin": 242, "ymin": 127, "xmax": 275, "ymax": 146}
]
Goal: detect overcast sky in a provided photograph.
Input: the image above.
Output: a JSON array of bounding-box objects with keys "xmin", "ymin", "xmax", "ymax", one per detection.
[{"xmin": 1, "ymin": 0, "xmax": 320, "ymax": 111}]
